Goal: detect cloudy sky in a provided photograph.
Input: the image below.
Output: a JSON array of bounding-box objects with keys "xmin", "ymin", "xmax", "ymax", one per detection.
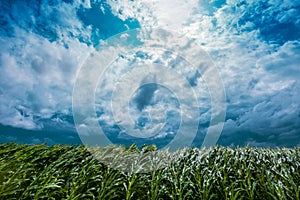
[{"xmin": 0, "ymin": 0, "xmax": 299, "ymax": 148}]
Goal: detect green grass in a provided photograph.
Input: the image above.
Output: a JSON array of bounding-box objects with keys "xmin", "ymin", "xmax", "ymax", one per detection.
[{"xmin": 0, "ymin": 143, "xmax": 299, "ymax": 200}]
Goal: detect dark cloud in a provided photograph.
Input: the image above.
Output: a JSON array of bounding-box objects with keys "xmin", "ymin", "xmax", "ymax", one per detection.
[{"xmin": 132, "ymin": 83, "xmax": 158, "ymax": 111}]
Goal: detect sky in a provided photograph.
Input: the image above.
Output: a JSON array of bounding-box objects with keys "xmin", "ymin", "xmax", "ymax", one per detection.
[{"xmin": 0, "ymin": 0, "xmax": 299, "ymax": 148}]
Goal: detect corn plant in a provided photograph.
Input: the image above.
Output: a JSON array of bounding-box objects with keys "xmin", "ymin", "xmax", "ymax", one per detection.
[{"xmin": 0, "ymin": 143, "xmax": 299, "ymax": 200}]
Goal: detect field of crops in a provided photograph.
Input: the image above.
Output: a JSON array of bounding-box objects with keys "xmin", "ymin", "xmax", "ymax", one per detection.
[{"xmin": 0, "ymin": 143, "xmax": 299, "ymax": 200}]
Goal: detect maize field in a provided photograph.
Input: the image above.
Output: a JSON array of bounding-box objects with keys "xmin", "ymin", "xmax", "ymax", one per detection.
[{"xmin": 0, "ymin": 143, "xmax": 299, "ymax": 200}]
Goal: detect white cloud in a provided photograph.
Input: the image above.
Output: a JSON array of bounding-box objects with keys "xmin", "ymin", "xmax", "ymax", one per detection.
[
  {"xmin": 106, "ymin": 0, "xmax": 300, "ymax": 145},
  {"xmin": 0, "ymin": 0, "xmax": 299, "ymax": 146},
  {"xmin": 0, "ymin": 1, "xmax": 93, "ymax": 130}
]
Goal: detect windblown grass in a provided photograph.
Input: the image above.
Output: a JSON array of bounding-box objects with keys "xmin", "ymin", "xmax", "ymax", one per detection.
[{"xmin": 0, "ymin": 143, "xmax": 299, "ymax": 199}]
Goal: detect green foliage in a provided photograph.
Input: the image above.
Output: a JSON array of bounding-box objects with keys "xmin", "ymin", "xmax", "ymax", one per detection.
[{"xmin": 0, "ymin": 143, "xmax": 299, "ymax": 199}]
